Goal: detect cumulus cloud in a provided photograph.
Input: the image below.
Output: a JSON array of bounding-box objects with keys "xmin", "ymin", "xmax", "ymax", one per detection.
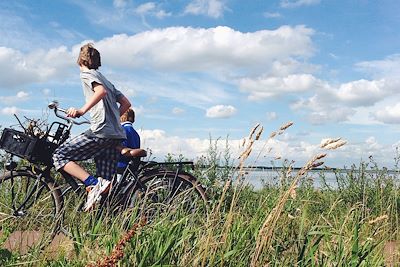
[
  {"xmin": 184, "ymin": 0, "xmax": 226, "ymax": 18},
  {"xmin": 239, "ymin": 73, "xmax": 319, "ymax": 100},
  {"xmin": 0, "ymin": 46, "xmax": 75, "ymax": 88},
  {"xmin": 335, "ymin": 79, "xmax": 392, "ymax": 106},
  {"xmin": 0, "ymin": 91, "xmax": 30, "ymax": 104},
  {"xmin": 1, "ymin": 106, "xmax": 19, "ymax": 115},
  {"xmin": 280, "ymin": 0, "xmax": 320, "ymax": 8},
  {"xmin": 290, "ymin": 73, "xmax": 400, "ymax": 124},
  {"xmin": 96, "ymin": 25, "xmax": 315, "ymax": 73},
  {"xmin": 373, "ymin": 103, "xmax": 400, "ymax": 124},
  {"xmin": 291, "ymin": 92, "xmax": 355, "ymax": 124},
  {"xmin": 206, "ymin": 105, "xmax": 236, "ymax": 118},
  {"xmin": 138, "ymin": 128, "xmax": 393, "ymax": 167},
  {"xmin": 356, "ymin": 54, "xmax": 400, "ymax": 79}
]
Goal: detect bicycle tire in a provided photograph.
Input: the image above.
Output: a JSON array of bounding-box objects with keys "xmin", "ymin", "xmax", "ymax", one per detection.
[
  {"xmin": 0, "ymin": 170, "xmax": 62, "ymax": 248},
  {"xmin": 126, "ymin": 169, "xmax": 208, "ymax": 219}
]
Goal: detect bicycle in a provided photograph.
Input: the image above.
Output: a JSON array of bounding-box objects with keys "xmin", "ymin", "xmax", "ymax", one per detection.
[{"xmin": 0, "ymin": 101, "xmax": 207, "ymax": 246}]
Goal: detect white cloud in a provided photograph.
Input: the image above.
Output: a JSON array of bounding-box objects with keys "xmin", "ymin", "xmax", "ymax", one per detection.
[
  {"xmin": 71, "ymin": 0, "xmax": 145, "ymax": 33},
  {"xmin": 135, "ymin": 2, "xmax": 155, "ymax": 14},
  {"xmin": 0, "ymin": 46, "xmax": 75, "ymax": 88},
  {"xmin": 373, "ymin": 103, "xmax": 400, "ymax": 124},
  {"xmin": 356, "ymin": 54, "xmax": 400, "ymax": 79},
  {"xmin": 336, "ymin": 79, "xmax": 391, "ymax": 106},
  {"xmin": 139, "ymin": 129, "xmax": 212, "ymax": 157},
  {"xmin": 1, "ymin": 106, "xmax": 19, "ymax": 115},
  {"xmin": 138, "ymin": 128, "xmax": 392, "ymax": 168},
  {"xmin": 206, "ymin": 105, "xmax": 236, "ymax": 118},
  {"xmin": 16, "ymin": 91, "xmax": 29, "ymax": 98},
  {"xmin": 96, "ymin": 25, "xmax": 315, "ymax": 73},
  {"xmin": 280, "ymin": 0, "xmax": 320, "ymax": 8},
  {"xmin": 134, "ymin": 2, "xmax": 171, "ymax": 19},
  {"xmin": 291, "ymin": 94, "xmax": 355, "ymax": 124},
  {"xmin": 0, "ymin": 91, "xmax": 30, "ymax": 104},
  {"xmin": 239, "ymin": 73, "xmax": 319, "ymax": 100},
  {"xmin": 365, "ymin": 136, "xmax": 382, "ymax": 151},
  {"xmin": 184, "ymin": 0, "xmax": 226, "ymax": 18}
]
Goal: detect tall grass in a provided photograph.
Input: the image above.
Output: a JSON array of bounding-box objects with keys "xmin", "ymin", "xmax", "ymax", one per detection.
[{"xmin": 0, "ymin": 126, "xmax": 399, "ymax": 266}]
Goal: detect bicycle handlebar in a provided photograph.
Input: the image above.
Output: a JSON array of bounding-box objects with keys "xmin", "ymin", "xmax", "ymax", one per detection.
[{"xmin": 48, "ymin": 101, "xmax": 90, "ymax": 126}]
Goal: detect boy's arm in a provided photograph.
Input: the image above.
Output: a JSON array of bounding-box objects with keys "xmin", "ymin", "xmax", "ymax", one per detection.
[
  {"xmin": 117, "ymin": 95, "xmax": 131, "ymax": 116},
  {"xmin": 67, "ymin": 82, "xmax": 107, "ymax": 118}
]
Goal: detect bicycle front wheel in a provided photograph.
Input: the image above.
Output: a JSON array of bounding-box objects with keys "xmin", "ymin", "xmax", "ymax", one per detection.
[
  {"xmin": 0, "ymin": 170, "xmax": 62, "ymax": 247},
  {"xmin": 128, "ymin": 170, "xmax": 207, "ymax": 219}
]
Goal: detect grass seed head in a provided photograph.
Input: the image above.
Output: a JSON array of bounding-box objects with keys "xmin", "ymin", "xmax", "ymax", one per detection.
[
  {"xmin": 368, "ymin": 214, "xmax": 388, "ymax": 224},
  {"xmin": 279, "ymin": 121, "xmax": 293, "ymax": 131},
  {"xmin": 255, "ymin": 126, "xmax": 264, "ymax": 140},
  {"xmin": 324, "ymin": 140, "xmax": 347, "ymax": 150},
  {"xmin": 320, "ymin": 137, "xmax": 342, "ymax": 148}
]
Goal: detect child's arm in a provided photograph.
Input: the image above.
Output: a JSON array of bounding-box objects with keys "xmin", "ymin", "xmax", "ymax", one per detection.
[{"xmin": 67, "ymin": 82, "xmax": 107, "ymax": 118}]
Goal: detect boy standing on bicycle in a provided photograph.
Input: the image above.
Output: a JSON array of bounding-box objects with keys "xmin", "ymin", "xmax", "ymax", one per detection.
[{"xmin": 53, "ymin": 43, "xmax": 131, "ymax": 211}]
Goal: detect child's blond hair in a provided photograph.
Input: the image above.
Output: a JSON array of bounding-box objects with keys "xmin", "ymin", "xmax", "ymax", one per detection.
[
  {"xmin": 77, "ymin": 43, "xmax": 101, "ymax": 69},
  {"xmin": 121, "ymin": 108, "xmax": 135, "ymax": 123}
]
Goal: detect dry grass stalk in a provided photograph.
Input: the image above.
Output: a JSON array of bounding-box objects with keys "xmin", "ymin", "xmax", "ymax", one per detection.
[
  {"xmin": 320, "ymin": 138, "xmax": 347, "ymax": 150},
  {"xmin": 320, "ymin": 138, "xmax": 341, "ymax": 148},
  {"xmin": 250, "ymin": 153, "xmax": 327, "ymax": 267},
  {"xmin": 253, "ymin": 121, "xmax": 295, "ymax": 165},
  {"xmin": 238, "ymin": 123, "xmax": 263, "ymax": 178},
  {"xmin": 368, "ymin": 214, "xmax": 388, "ymax": 225},
  {"xmin": 209, "ymin": 124, "xmax": 264, "ymax": 266},
  {"xmin": 324, "ymin": 140, "xmax": 347, "ymax": 150},
  {"xmin": 86, "ymin": 217, "xmax": 147, "ymax": 267},
  {"xmin": 248, "ymin": 123, "xmax": 261, "ymax": 141},
  {"xmin": 200, "ymin": 179, "xmax": 231, "ymax": 267},
  {"xmin": 279, "ymin": 121, "xmax": 293, "ymax": 131},
  {"xmin": 255, "ymin": 126, "xmax": 264, "ymax": 140}
]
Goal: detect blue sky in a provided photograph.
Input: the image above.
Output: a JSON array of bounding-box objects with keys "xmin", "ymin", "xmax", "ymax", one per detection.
[{"xmin": 1, "ymin": 0, "xmax": 400, "ymax": 168}]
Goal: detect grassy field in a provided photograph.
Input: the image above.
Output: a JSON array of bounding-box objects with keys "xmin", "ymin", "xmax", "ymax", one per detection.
[
  {"xmin": 0, "ymin": 125, "xmax": 399, "ymax": 266},
  {"xmin": 0, "ymin": 156, "xmax": 399, "ymax": 266}
]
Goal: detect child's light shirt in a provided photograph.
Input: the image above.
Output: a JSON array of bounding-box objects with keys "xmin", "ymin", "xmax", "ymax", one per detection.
[{"xmin": 80, "ymin": 69, "xmax": 126, "ymax": 139}]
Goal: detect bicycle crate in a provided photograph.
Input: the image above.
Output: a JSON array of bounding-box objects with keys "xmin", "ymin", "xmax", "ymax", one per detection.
[{"xmin": 0, "ymin": 128, "xmax": 57, "ymax": 164}]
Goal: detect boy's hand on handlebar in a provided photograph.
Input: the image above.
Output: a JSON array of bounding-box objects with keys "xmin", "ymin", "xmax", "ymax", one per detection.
[{"xmin": 67, "ymin": 107, "xmax": 83, "ymax": 118}]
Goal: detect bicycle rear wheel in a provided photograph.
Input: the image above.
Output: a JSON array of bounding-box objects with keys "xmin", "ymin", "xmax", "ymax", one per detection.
[
  {"xmin": 0, "ymin": 170, "xmax": 62, "ymax": 249},
  {"xmin": 127, "ymin": 170, "xmax": 207, "ymax": 219}
]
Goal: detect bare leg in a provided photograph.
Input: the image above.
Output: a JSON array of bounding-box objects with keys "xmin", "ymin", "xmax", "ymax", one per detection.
[{"xmin": 62, "ymin": 161, "xmax": 91, "ymax": 182}]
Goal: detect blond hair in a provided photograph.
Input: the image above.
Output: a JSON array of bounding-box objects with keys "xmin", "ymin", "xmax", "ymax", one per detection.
[
  {"xmin": 121, "ymin": 108, "xmax": 135, "ymax": 123},
  {"xmin": 77, "ymin": 43, "xmax": 101, "ymax": 69}
]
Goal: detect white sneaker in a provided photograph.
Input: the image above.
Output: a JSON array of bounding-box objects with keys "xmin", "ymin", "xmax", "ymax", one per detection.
[{"xmin": 83, "ymin": 177, "xmax": 111, "ymax": 212}]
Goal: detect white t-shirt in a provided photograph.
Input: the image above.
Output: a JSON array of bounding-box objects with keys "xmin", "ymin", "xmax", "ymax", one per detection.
[{"xmin": 80, "ymin": 69, "xmax": 126, "ymax": 139}]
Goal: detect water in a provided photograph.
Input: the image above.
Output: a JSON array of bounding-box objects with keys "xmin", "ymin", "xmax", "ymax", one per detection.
[{"xmin": 240, "ymin": 168, "xmax": 399, "ymax": 190}]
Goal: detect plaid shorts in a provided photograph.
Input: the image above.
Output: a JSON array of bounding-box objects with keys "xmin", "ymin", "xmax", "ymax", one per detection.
[{"xmin": 53, "ymin": 132, "xmax": 121, "ymax": 180}]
